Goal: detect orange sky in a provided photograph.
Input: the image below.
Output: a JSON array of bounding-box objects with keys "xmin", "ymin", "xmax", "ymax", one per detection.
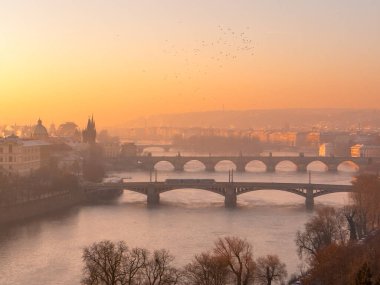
[{"xmin": 1, "ymin": 0, "xmax": 380, "ymax": 128}]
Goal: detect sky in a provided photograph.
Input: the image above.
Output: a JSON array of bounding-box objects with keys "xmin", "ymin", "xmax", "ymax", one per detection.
[{"xmin": 1, "ymin": 0, "xmax": 380, "ymax": 128}]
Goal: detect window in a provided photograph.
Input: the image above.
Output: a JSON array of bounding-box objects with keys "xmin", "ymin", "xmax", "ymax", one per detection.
[
  {"xmin": 9, "ymin": 156, "xmax": 13, "ymax": 162},
  {"xmin": 9, "ymin": 144, "xmax": 12, "ymax": 153},
  {"xmin": 0, "ymin": 147, "xmax": 3, "ymax": 153}
]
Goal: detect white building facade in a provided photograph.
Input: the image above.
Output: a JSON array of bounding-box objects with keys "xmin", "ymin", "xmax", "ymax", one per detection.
[
  {"xmin": 351, "ymin": 144, "xmax": 380, "ymax": 158},
  {"xmin": 0, "ymin": 136, "xmax": 50, "ymax": 176},
  {"xmin": 319, "ymin": 143, "xmax": 334, "ymax": 157}
]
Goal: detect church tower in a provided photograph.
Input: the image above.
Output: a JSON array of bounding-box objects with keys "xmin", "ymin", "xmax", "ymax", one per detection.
[{"xmin": 82, "ymin": 115, "xmax": 97, "ymax": 144}]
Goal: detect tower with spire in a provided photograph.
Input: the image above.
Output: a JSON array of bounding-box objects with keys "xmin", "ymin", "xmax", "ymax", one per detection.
[{"xmin": 82, "ymin": 115, "xmax": 97, "ymax": 144}]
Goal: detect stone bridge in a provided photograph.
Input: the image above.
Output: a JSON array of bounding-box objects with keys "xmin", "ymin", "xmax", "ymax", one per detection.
[
  {"xmin": 132, "ymin": 155, "xmax": 373, "ymax": 172},
  {"xmin": 136, "ymin": 144, "xmax": 172, "ymax": 153},
  {"xmin": 83, "ymin": 180, "xmax": 353, "ymax": 210}
]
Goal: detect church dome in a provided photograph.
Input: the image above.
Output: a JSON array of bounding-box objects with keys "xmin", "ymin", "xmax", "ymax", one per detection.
[{"xmin": 32, "ymin": 119, "xmax": 49, "ymax": 140}]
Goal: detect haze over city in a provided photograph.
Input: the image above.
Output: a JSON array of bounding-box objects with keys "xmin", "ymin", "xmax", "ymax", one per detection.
[{"xmin": 1, "ymin": 1, "xmax": 380, "ymax": 285}]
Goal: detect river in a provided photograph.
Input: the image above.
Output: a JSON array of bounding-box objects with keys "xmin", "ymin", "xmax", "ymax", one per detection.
[{"xmin": 0, "ymin": 150, "xmax": 357, "ymax": 285}]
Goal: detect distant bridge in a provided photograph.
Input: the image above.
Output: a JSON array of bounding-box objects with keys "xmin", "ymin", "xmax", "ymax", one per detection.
[
  {"xmin": 83, "ymin": 179, "xmax": 353, "ymax": 210},
  {"xmin": 130, "ymin": 155, "xmax": 373, "ymax": 173},
  {"xmin": 135, "ymin": 144, "xmax": 172, "ymax": 153}
]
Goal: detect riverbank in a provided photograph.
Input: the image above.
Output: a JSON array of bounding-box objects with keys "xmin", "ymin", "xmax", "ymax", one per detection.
[
  {"xmin": 0, "ymin": 186, "xmax": 124, "ymax": 227},
  {"xmin": 0, "ymin": 191, "xmax": 84, "ymax": 227}
]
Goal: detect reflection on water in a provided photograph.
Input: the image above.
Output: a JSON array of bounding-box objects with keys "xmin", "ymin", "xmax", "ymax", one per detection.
[{"xmin": 0, "ymin": 152, "xmax": 357, "ymax": 285}]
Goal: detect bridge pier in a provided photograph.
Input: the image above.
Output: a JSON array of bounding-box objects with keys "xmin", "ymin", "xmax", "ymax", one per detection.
[
  {"xmin": 173, "ymin": 163, "xmax": 184, "ymax": 172},
  {"xmin": 328, "ymin": 164, "xmax": 338, "ymax": 172},
  {"xmin": 305, "ymin": 187, "xmax": 314, "ymax": 211},
  {"xmin": 297, "ymin": 164, "xmax": 307, "ymax": 173},
  {"xmin": 225, "ymin": 187, "xmax": 237, "ymax": 208},
  {"xmin": 205, "ymin": 162, "xmax": 215, "ymax": 172},
  {"xmin": 266, "ymin": 163, "xmax": 275, "ymax": 173},
  {"xmin": 236, "ymin": 162, "xmax": 246, "ymax": 173},
  {"xmin": 147, "ymin": 186, "xmax": 160, "ymax": 207},
  {"xmin": 143, "ymin": 162, "xmax": 154, "ymax": 172}
]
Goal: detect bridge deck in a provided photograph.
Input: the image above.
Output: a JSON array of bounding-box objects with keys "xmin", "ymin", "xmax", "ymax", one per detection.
[
  {"xmin": 83, "ymin": 181, "xmax": 353, "ymax": 209},
  {"xmin": 87, "ymin": 181, "xmax": 352, "ymax": 193}
]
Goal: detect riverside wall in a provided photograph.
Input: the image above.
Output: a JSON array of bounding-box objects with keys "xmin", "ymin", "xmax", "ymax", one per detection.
[
  {"xmin": 0, "ymin": 186, "xmax": 124, "ymax": 227},
  {"xmin": 0, "ymin": 191, "xmax": 85, "ymax": 227}
]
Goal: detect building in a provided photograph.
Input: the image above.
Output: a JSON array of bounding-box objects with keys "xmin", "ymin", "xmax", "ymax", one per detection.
[
  {"xmin": 32, "ymin": 118, "xmax": 49, "ymax": 140},
  {"xmin": 351, "ymin": 144, "xmax": 380, "ymax": 158},
  {"xmin": 320, "ymin": 132, "xmax": 351, "ymax": 156},
  {"xmin": 82, "ymin": 116, "xmax": 97, "ymax": 144},
  {"xmin": 0, "ymin": 135, "xmax": 50, "ymax": 176},
  {"xmin": 319, "ymin": 143, "xmax": 334, "ymax": 157},
  {"xmin": 101, "ymin": 142, "xmax": 121, "ymax": 158},
  {"xmin": 121, "ymin": 143, "xmax": 138, "ymax": 157}
]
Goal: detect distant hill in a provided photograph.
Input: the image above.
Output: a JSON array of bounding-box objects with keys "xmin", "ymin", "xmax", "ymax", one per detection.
[{"xmin": 123, "ymin": 109, "xmax": 380, "ymax": 130}]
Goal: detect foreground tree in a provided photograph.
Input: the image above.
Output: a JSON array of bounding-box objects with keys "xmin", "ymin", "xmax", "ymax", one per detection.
[
  {"xmin": 295, "ymin": 207, "xmax": 349, "ymax": 263},
  {"xmin": 351, "ymin": 174, "xmax": 380, "ymax": 237},
  {"xmin": 184, "ymin": 251, "xmax": 229, "ymax": 285},
  {"xmin": 82, "ymin": 240, "xmax": 128, "ymax": 285},
  {"xmin": 341, "ymin": 205, "xmax": 359, "ymax": 241},
  {"xmin": 122, "ymin": 247, "xmax": 148, "ymax": 285},
  {"xmin": 142, "ymin": 249, "xmax": 181, "ymax": 285},
  {"xmin": 213, "ymin": 236, "xmax": 256, "ymax": 285},
  {"xmin": 82, "ymin": 241, "xmax": 180, "ymax": 285},
  {"xmin": 255, "ymin": 255, "xmax": 287, "ymax": 285}
]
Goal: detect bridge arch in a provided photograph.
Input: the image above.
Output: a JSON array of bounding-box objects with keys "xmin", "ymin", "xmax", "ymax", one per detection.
[
  {"xmin": 306, "ymin": 161, "xmax": 328, "ymax": 172},
  {"xmin": 142, "ymin": 146, "xmax": 167, "ymax": 154},
  {"xmin": 183, "ymin": 160, "xmax": 206, "ymax": 172},
  {"xmin": 245, "ymin": 160, "xmax": 267, "ymax": 172},
  {"xmin": 153, "ymin": 161, "xmax": 175, "ymax": 171},
  {"xmin": 313, "ymin": 190, "xmax": 351, "ymax": 198},
  {"xmin": 159, "ymin": 187, "xmax": 225, "ymax": 197},
  {"xmin": 337, "ymin": 161, "xmax": 360, "ymax": 172},
  {"xmin": 275, "ymin": 160, "xmax": 298, "ymax": 172},
  {"xmin": 214, "ymin": 160, "xmax": 237, "ymax": 172},
  {"xmin": 236, "ymin": 187, "xmax": 306, "ymax": 198}
]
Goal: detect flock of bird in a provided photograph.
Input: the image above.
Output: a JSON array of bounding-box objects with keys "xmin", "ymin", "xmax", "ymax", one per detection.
[
  {"xmin": 139, "ymin": 25, "xmax": 255, "ymax": 101},
  {"xmin": 161, "ymin": 25, "xmax": 254, "ymax": 69},
  {"xmin": 159, "ymin": 25, "xmax": 254, "ymax": 81}
]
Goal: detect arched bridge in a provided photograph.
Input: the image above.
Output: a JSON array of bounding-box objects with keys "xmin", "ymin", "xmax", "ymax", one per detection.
[
  {"xmin": 136, "ymin": 144, "xmax": 172, "ymax": 153},
  {"xmin": 83, "ymin": 179, "xmax": 353, "ymax": 210},
  {"xmin": 133, "ymin": 155, "xmax": 373, "ymax": 173}
]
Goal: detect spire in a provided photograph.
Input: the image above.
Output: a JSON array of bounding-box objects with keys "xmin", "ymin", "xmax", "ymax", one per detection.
[{"xmin": 83, "ymin": 115, "xmax": 97, "ymax": 144}]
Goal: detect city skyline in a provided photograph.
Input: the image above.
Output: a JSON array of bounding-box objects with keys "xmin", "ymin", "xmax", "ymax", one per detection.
[{"xmin": 1, "ymin": 1, "xmax": 380, "ymax": 126}]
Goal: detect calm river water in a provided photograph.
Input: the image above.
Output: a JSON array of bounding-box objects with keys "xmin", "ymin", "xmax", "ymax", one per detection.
[{"xmin": 0, "ymin": 151, "xmax": 357, "ymax": 285}]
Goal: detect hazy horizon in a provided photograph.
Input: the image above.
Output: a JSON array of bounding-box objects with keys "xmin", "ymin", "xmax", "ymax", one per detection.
[{"xmin": 3, "ymin": 108, "xmax": 380, "ymax": 131}]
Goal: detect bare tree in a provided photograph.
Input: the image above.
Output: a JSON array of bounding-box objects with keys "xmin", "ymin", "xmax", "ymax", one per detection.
[
  {"xmin": 341, "ymin": 206, "xmax": 358, "ymax": 241},
  {"xmin": 295, "ymin": 207, "xmax": 349, "ymax": 263},
  {"xmin": 184, "ymin": 251, "xmax": 229, "ymax": 285},
  {"xmin": 255, "ymin": 255, "xmax": 287, "ymax": 285},
  {"xmin": 122, "ymin": 247, "xmax": 148, "ymax": 285},
  {"xmin": 351, "ymin": 174, "xmax": 380, "ymax": 237},
  {"xmin": 142, "ymin": 249, "xmax": 181, "ymax": 285},
  {"xmin": 213, "ymin": 236, "xmax": 256, "ymax": 285},
  {"xmin": 81, "ymin": 240, "xmax": 128, "ymax": 285}
]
